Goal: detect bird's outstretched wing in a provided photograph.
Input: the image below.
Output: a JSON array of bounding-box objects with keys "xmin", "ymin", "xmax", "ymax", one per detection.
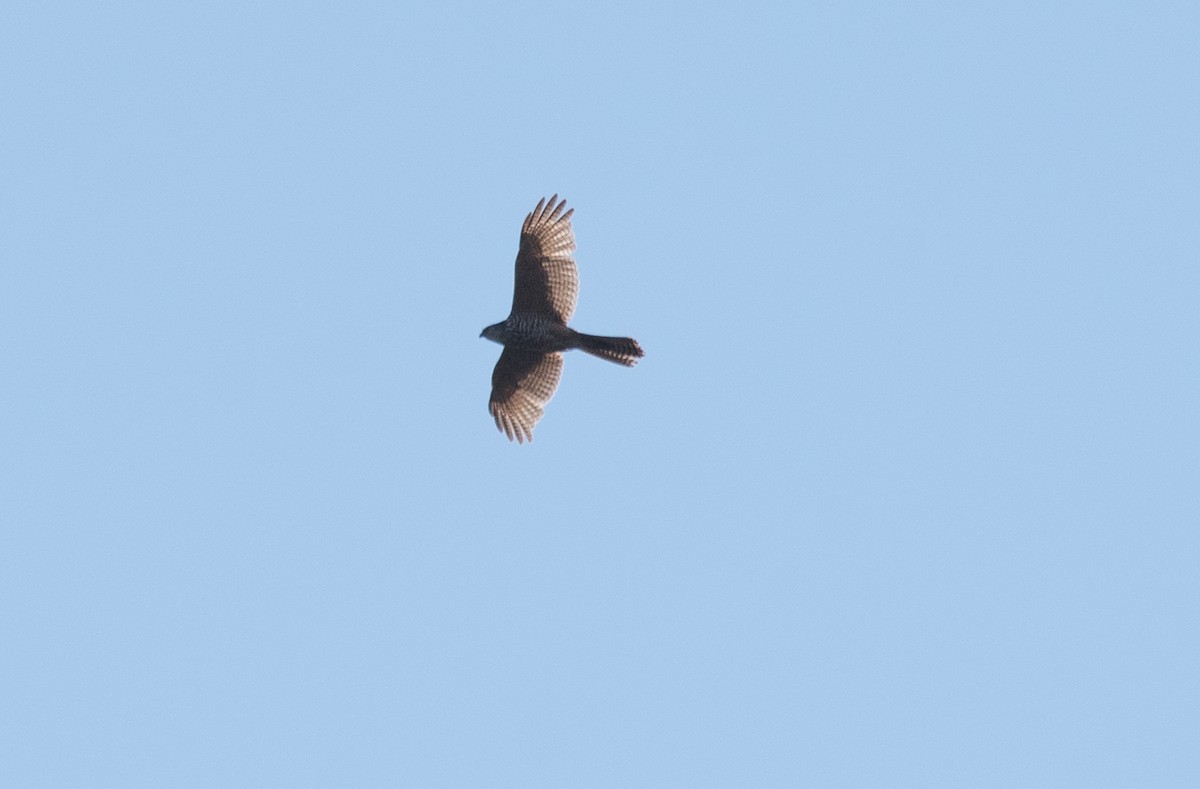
[
  {"xmin": 488, "ymin": 348, "xmax": 564, "ymax": 443},
  {"xmin": 511, "ymin": 195, "xmax": 578, "ymax": 325}
]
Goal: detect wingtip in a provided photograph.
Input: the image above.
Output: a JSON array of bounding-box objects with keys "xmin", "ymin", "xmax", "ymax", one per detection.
[{"xmin": 524, "ymin": 194, "xmax": 572, "ymax": 231}]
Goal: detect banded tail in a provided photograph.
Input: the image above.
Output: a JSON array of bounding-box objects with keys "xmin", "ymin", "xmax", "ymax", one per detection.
[{"xmin": 575, "ymin": 333, "xmax": 645, "ymax": 366}]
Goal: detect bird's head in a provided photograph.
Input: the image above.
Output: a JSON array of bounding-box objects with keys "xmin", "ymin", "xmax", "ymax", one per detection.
[{"xmin": 480, "ymin": 322, "xmax": 506, "ymax": 344}]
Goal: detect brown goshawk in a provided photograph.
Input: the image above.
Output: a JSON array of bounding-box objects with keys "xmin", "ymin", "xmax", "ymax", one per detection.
[{"xmin": 481, "ymin": 195, "xmax": 644, "ymax": 443}]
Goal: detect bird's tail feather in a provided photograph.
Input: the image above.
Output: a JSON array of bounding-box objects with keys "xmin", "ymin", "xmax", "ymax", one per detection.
[{"xmin": 576, "ymin": 333, "xmax": 645, "ymax": 366}]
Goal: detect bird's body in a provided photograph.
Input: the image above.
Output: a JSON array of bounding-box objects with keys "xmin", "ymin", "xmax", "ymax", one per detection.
[
  {"xmin": 481, "ymin": 195, "xmax": 644, "ymax": 443},
  {"xmin": 481, "ymin": 315, "xmax": 577, "ymax": 352}
]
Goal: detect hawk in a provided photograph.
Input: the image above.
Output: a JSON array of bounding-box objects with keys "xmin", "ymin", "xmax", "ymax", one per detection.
[{"xmin": 481, "ymin": 195, "xmax": 644, "ymax": 443}]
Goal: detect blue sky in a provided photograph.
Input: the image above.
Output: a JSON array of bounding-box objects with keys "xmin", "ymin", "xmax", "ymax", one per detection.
[{"xmin": 2, "ymin": 2, "xmax": 1197, "ymax": 786}]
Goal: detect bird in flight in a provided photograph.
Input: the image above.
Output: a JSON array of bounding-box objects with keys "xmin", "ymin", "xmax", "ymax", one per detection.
[{"xmin": 481, "ymin": 195, "xmax": 644, "ymax": 443}]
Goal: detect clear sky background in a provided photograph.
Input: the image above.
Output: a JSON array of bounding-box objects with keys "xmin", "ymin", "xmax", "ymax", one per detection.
[{"xmin": 2, "ymin": 2, "xmax": 1197, "ymax": 786}]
